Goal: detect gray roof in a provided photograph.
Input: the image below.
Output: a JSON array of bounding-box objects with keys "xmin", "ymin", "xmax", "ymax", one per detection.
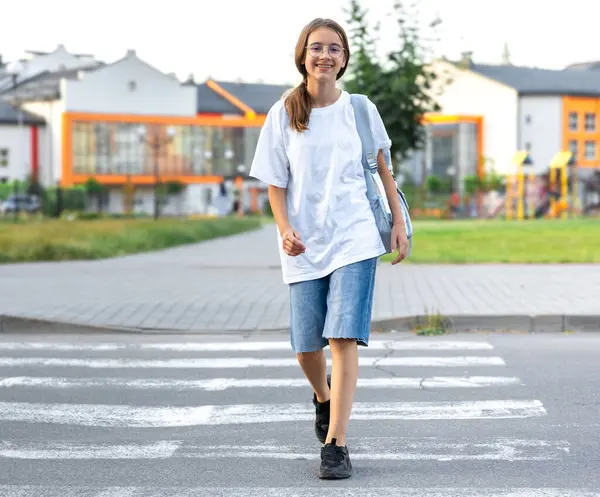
[
  {"xmin": 196, "ymin": 83, "xmax": 241, "ymax": 114},
  {"xmin": 216, "ymin": 81, "xmax": 293, "ymax": 114},
  {"xmin": 467, "ymin": 63, "xmax": 600, "ymax": 97},
  {"xmin": 0, "ymin": 65, "xmax": 101, "ymax": 101},
  {"xmin": 26, "ymin": 49, "xmax": 96, "ymax": 59},
  {"xmin": 0, "ymin": 101, "xmax": 45, "ymax": 125},
  {"xmin": 565, "ymin": 61, "xmax": 600, "ymax": 71}
]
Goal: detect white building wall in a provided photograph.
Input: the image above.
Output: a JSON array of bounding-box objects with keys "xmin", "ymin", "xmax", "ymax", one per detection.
[
  {"xmin": 21, "ymin": 100, "xmax": 65, "ymax": 187},
  {"xmin": 430, "ymin": 61, "xmax": 519, "ymax": 175},
  {"xmin": 103, "ymin": 187, "xmax": 204, "ymax": 216},
  {"xmin": 64, "ymin": 51, "xmax": 196, "ymax": 117},
  {"xmin": 0, "ymin": 125, "xmax": 32, "ymax": 182},
  {"xmin": 518, "ymin": 95, "xmax": 562, "ymax": 173}
]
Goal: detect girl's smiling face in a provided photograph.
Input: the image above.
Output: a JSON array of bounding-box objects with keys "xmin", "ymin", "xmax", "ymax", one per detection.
[{"xmin": 304, "ymin": 27, "xmax": 347, "ymax": 84}]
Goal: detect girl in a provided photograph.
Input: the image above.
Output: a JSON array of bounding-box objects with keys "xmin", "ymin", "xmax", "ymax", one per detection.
[{"xmin": 249, "ymin": 17, "xmax": 409, "ymax": 480}]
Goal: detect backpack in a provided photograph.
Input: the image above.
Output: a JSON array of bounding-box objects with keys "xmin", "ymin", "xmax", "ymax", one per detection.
[{"xmin": 350, "ymin": 94, "xmax": 413, "ymax": 257}]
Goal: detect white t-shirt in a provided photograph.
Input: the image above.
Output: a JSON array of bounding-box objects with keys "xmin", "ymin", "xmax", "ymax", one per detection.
[{"xmin": 250, "ymin": 90, "xmax": 390, "ymax": 284}]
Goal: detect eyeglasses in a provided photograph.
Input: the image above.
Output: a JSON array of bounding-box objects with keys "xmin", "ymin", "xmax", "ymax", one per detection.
[{"xmin": 306, "ymin": 43, "xmax": 345, "ymax": 59}]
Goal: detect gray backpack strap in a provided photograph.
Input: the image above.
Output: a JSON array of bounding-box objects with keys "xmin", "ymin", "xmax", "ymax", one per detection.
[
  {"xmin": 349, "ymin": 94, "xmax": 378, "ymax": 174},
  {"xmin": 350, "ymin": 93, "xmax": 414, "ymax": 256}
]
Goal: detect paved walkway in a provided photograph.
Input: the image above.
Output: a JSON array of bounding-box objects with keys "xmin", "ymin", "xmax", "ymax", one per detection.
[{"xmin": 0, "ymin": 224, "xmax": 599, "ymax": 332}]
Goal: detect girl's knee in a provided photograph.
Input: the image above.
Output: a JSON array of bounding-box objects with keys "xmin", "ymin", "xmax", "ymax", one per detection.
[{"xmin": 328, "ymin": 338, "xmax": 358, "ymax": 350}]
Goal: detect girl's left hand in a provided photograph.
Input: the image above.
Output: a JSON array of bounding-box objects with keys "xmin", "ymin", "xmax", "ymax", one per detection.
[{"xmin": 391, "ymin": 224, "xmax": 409, "ymax": 265}]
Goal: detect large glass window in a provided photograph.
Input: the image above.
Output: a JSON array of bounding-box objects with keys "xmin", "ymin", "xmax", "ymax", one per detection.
[{"xmin": 71, "ymin": 121, "xmax": 262, "ymax": 177}]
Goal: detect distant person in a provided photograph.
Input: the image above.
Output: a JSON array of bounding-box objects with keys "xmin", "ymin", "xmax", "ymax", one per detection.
[
  {"xmin": 450, "ymin": 191, "xmax": 460, "ymax": 216},
  {"xmin": 249, "ymin": 17, "xmax": 408, "ymax": 480},
  {"xmin": 232, "ymin": 183, "xmax": 242, "ymax": 216},
  {"xmin": 214, "ymin": 181, "xmax": 231, "ymax": 216}
]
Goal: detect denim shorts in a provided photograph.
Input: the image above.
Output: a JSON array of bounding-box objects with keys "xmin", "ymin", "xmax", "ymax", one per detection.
[{"xmin": 288, "ymin": 257, "xmax": 378, "ymax": 353}]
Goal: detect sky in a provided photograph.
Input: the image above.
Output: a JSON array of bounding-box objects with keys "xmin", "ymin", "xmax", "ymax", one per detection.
[{"xmin": 1, "ymin": 0, "xmax": 598, "ymax": 85}]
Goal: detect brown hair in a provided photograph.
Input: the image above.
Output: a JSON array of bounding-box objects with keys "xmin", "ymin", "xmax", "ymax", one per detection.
[{"xmin": 284, "ymin": 18, "xmax": 350, "ymax": 132}]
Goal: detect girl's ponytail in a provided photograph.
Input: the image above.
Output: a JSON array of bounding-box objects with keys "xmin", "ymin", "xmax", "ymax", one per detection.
[{"xmin": 284, "ymin": 79, "xmax": 312, "ymax": 132}]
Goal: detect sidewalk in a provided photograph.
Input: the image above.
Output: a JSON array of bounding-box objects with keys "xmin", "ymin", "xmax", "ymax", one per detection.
[{"xmin": 1, "ymin": 224, "xmax": 599, "ymax": 333}]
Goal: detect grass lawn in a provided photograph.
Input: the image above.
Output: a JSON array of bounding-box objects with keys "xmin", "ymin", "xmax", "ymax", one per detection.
[
  {"xmin": 380, "ymin": 218, "xmax": 600, "ymax": 264},
  {"xmin": 0, "ymin": 216, "xmax": 262, "ymax": 263}
]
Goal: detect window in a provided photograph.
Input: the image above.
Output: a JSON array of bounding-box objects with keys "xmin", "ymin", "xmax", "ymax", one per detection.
[
  {"xmin": 569, "ymin": 112, "xmax": 578, "ymax": 131},
  {"xmin": 70, "ymin": 122, "xmax": 263, "ymax": 177},
  {"xmin": 93, "ymin": 123, "xmax": 114, "ymax": 174},
  {"xmin": 585, "ymin": 113, "xmax": 596, "ymax": 132},
  {"xmin": 0, "ymin": 148, "xmax": 8, "ymax": 168},
  {"xmin": 584, "ymin": 140, "xmax": 596, "ymax": 160},
  {"xmin": 114, "ymin": 123, "xmax": 145, "ymax": 174},
  {"xmin": 569, "ymin": 140, "xmax": 578, "ymax": 159}
]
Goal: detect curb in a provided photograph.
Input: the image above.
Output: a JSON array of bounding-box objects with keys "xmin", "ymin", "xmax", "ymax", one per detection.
[
  {"xmin": 0, "ymin": 314, "xmax": 289, "ymax": 336},
  {"xmin": 0, "ymin": 313, "xmax": 599, "ymax": 335},
  {"xmin": 371, "ymin": 314, "xmax": 600, "ymax": 334},
  {"xmin": 0, "ymin": 315, "xmax": 146, "ymax": 335}
]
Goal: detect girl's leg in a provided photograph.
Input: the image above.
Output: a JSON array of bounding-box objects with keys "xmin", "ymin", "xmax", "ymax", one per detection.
[
  {"xmin": 325, "ymin": 338, "xmax": 358, "ymax": 446},
  {"xmin": 297, "ymin": 349, "xmax": 330, "ymax": 403},
  {"xmin": 289, "ymin": 275, "xmax": 331, "ymax": 443},
  {"xmin": 318, "ymin": 257, "xmax": 377, "ymax": 480},
  {"xmin": 322, "ymin": 257, "xmax": 378, "ymax": 447}
]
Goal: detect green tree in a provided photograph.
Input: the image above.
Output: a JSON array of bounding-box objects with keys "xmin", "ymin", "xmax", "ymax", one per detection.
[
  {"xmin": 344, "ymin": 0, "xmax": 442, "ymax": 165},
  {"xmin": 343, "ymin": 0, "xmax": 384, "ymax": 93},
  {"xmin": 85, "ymin": 178, "xmax": 106, "ymax": 213}
]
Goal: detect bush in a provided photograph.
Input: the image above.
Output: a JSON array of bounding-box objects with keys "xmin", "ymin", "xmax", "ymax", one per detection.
[
  {"xmin": 482, "ymin": 171, "xmax": 505, "ymax": 192},
  {"xmin": 426, "ymin": 176, "xmax": 442, "ymax": 194},
  {"xmin": 463, "ymin": 174, "xmax": 482, "ymax": 195}
]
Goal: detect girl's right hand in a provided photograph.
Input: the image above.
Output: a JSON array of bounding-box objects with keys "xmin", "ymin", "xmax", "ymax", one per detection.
[{"xmin": 281, "ymin": 227, "xmax": 306, "ymax": 256}]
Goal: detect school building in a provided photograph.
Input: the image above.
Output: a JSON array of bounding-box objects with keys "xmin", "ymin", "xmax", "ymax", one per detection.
[
  {"xmin": 0, "ymin": 45, "xmax": 291, "ymax": 215},
  {"xmin": 407, "ymin": 53, "xmax": 600, "ymax": 197},
  {"xmin": 2, "ymin": 46, "xmax": 600, "ymax": 214}
]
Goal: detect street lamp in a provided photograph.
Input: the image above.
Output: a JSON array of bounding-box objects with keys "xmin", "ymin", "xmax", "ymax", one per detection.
[{"xmin": 137, "ymin": 125, "xmax": 176, "ymax": 220}]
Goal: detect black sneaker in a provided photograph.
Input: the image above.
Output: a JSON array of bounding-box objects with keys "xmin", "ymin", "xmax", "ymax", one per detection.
[
  {"xmin": 312, "ymin": 374, "xmax": 331, "ymax": 444},
  {"xmin": 319, "ymin": 438, "xmax": 353, "ymax": 479}
]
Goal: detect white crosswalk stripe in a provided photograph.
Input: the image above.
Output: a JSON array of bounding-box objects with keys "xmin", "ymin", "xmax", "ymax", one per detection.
[
  {"xmin": 0, "ymin": 437, "xmax": 570, "ymax": 461},
  {"xmin": 0, "ymin": 339, "xmax": 495, "ymax": 352},
  {"xmin": 0, "ymin": 375, "xmax": 524, "ymax": 390},
  {"xmin": 0, "ymin": 336, "xmax": 584, "ymax": 495},
  {"xmin": 0, "ymin": 355, "xmax": 506, "ymax": 368},
  {"xmin": 0, "ymin": 487, "xmax": 597, "ymax": 497},
  {"xmin": 0, "ymin": 399, "xmax": 547, "ymax": 426}
]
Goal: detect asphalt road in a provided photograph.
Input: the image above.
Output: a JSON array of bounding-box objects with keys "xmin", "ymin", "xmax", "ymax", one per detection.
[{"xmin": 0, "ymin": 330, "xmax": 599, "ymax": 496}]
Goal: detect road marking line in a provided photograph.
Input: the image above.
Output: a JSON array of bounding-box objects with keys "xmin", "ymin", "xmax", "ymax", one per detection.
[
  {"xmin": 0, "ymin": 375, "xmax": 522, "ymax": 391},
  {"xmin": 0, "ymin": 437, "xmax": 568, "ymax": 462},
  {"xmin": 0, "ymin": 340, "xmax": 494, "ymax": 352},
  {"xmin": 0, "ymin": 487, "xmax": 596, "ymax": 497},
  {"xmin": 0, "ymin": 440, "xmax": 180, "ymax": 459},
  {"xmin": 0, "ymin": 399, "xmax": 545, "ymax": 427},
  {"xmin": 0, "ymin": 356, "xmax": 506, "ymax": 369}
]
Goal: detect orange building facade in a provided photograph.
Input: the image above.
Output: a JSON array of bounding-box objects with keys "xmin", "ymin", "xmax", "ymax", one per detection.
[
  {"xmin": 62, "ymin": 112, "xmax": 266, "ymax": 187},
  {"xmin": 562, "ymin": 96, "xmax": 600, "ymax": 168}
]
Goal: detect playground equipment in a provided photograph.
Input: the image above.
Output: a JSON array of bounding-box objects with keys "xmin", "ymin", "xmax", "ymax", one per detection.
[
  {"xmin": 548, "ymin": 151, "xmax": 576, "ymax": 219},
  {"xmin": 582, "ymin": 171, "xmax": 600, "ymax": 216},
  {"xmin": 505, "ymin": 151, "xmax": 534, "ymax": 220}
]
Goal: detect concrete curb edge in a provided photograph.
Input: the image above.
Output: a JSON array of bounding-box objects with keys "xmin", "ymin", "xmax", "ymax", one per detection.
[{"xmin": 0, "ymin": 313, "xmax": 599, "ymax": 335}]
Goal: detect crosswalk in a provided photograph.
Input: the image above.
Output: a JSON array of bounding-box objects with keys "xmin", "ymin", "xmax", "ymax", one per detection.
[{"xmin": 0, "ymin": 335, "xmax": 588, "ymax": 496}]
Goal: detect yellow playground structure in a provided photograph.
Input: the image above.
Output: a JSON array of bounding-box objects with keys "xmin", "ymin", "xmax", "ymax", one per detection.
[
  {"xmin": 505, "ymin": 151, "xmax": 534, "ymax": 220},
  {"xmin": 548, "ymin": 151, "xmax": 577, "ymax": 219},
  {"xmin": 505, "ymin": 150, "xmax": 577, "ymax": 220}
]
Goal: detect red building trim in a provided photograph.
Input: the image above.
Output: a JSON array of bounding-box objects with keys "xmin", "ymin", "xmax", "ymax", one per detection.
[{"xmin": 30, "ymin": 126, "xmax": 39, "ymax": 180}]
